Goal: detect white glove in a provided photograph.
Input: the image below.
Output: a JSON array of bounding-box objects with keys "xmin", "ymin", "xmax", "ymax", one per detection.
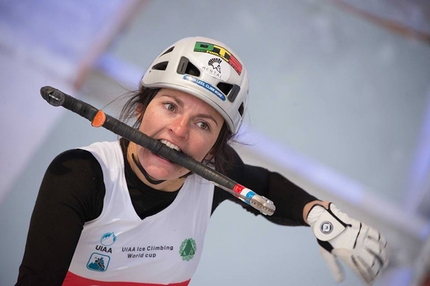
[{"xmin": 307, "ymin": 203, "xmax": 389, "ymax": 285}]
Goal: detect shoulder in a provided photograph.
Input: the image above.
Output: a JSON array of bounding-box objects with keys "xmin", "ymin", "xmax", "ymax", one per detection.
[
  {"xmin": 49, "ymin": 148, "xmax": 101, "ymax": 172},
  {"xmin": 46, "ymin": 149, "xmax": 104, "ymax": 185},
  {"xmin": 47, "ymin": 148, "xmax": 105, "ymax": 196},
  {"xmin": 41, "ymin": 148, "xmax": 105, "ymax": 222}
]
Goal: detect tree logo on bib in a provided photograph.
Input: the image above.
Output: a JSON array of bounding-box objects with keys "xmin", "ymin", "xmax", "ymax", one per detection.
[{"xmin": 179, "ymin": 238, "xmax": 196, "ymax": 261}]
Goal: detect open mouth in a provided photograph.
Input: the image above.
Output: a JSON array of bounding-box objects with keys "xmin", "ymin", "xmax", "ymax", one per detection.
[
  {"xmin": 159, "ymin": 139, "xmax": 181, "ymax": 152},
  {"xmin": 155, "ymin": 140, "xmax": 185, "ymax": 164}
]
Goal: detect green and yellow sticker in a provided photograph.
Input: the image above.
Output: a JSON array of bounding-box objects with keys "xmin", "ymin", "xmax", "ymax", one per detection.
[{"xmin": 194, "ymin": 42, "xmax": 243, "ymax": 75}]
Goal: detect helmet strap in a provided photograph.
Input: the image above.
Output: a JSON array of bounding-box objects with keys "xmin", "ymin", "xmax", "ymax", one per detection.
[{"xmin": 131, "ymin": 153, "xmax": 166, "ymax": 185}]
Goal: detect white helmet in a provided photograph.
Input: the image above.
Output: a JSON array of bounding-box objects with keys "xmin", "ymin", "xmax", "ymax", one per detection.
[{"xmin": 141, "ymin": 36, "xmax": 249, "ymax": 134}]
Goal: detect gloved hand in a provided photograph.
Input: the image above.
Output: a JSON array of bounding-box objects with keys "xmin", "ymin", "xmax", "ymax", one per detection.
[{"xmin": 307, "ymin": 203, "xmax": 389, "ymax": 285}]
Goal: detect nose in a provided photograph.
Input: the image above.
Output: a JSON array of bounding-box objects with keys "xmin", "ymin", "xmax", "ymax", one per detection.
[{"xmin": 168, "ymin": 115, "xmax": 189, "ymax": 139}]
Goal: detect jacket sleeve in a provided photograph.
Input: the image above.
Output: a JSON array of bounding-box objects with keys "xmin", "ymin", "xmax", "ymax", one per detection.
[
  {"xmin": 213, "ymin": 145, "xmax": 318, "ymax": 226},
  {"xmin": 16, "ymin": 149, "xmax": 105, "ymax": 286}
]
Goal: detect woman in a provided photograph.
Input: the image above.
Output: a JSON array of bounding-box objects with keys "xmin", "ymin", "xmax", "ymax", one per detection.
[{"xmin": 16, "ymin": 36, "xmax": 388, "ymax": 285}]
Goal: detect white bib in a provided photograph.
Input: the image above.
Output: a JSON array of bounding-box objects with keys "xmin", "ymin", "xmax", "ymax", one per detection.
[{"xmin": 64, "ymin": 141, "xmax": 214, "ymax": 285}]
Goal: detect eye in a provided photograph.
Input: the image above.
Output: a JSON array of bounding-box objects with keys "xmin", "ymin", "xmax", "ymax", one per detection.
[
  {"xmin": 163, "ymin": 102, "xmax": 176, "ymax": 112},
  {"xmin": 196, "ymin": 121, "xmax": 210, "ymax": 131}
]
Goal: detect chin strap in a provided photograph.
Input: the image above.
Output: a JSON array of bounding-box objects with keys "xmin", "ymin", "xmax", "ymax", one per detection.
[{"xmin": 131, "ymin": 153, "xmax": 165, "ymax": 185}]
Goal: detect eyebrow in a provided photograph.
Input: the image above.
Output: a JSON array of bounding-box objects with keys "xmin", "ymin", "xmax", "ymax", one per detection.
[{"xmin": 160, "ymin": 94, "xmax": 220, "ymax": 126}]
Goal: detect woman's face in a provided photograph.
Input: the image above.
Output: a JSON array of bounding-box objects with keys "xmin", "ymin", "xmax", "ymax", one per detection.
[{"xmin": 130, "ymin": 88, "xmax": 224, "ymax": 189}]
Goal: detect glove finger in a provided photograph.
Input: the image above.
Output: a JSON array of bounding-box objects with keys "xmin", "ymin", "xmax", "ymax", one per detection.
[
  {"xmin": 358, "ymin": 225, "xmax": 389, "ymax": 270},
  {"xmin": 354, "ymin": 241, "xmax": 384, "ymax": 283},
  {"xmin": 366, "ymin": 227, "xmax": 388, "ymax": 252},
  {"xmin": 333, "ymin": 249, "xmax": 375, "ymax": 285},
  {"xmin": 365, "ymin": 230, "xmax": 389, "ymax": 270},
  {"xmin": 362, "ymin": 239, "xmax": 383, "ymax": 270},
  {"xmin": 319, "ymin": 247, "xmax": 344, "ymax": 283},
  {"xmin": 373, "ymin": 232, "xmax": 389, "ymax": 269},
  {"xmin": 352, "ymin": 254, "xmax": 376, "ymax": 285},
  {"xmin": 366, "ymin": 243, "xmax": 388, "ymax": 274},
  {"xmin": 376, "ymin": 245, "xmax": 389, "ymax": 270}
]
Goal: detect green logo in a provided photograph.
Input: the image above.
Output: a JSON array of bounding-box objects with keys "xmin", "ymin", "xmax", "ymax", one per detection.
[{"xmin": 179, "ymin": 238, "xmax": 196, "ymax": 261}]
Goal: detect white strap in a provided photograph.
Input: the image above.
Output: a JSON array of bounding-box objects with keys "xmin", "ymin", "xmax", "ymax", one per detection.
[{"xmin": 307, "ymin": 205, "xmax": 346, "ymax": 241}]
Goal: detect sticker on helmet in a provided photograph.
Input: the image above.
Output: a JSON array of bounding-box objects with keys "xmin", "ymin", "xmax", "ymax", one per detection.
[
  {"xmin": 194, "ymin": 42, "xmax": 243, "ymax": 75},
  {"xmin": 196, "ymin": 53, "xmax": 231, "ymax": 81},
  {"xmin": 182, "ymin": 75, "xmax": 226, "ymax": 101}
]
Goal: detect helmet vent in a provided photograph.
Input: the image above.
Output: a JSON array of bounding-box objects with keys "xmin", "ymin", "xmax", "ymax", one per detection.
[
  {"xmin": 177, "ymin": 56, "xmax": 200, "ymax": 76},
  {"xmin": 217, "ymin": 83, "xmax": 240, "ymax": 103},
  {"xmin": 238, "ymin": 102, "xmax": 245, "ymax": 116},
  {"xmin": 152, "ymin": 61, "xmax": 168, "ymax": 71},
  {"xmin": 217, "ymin": 82, "xmax": 232, "ymax": 96},
  {"xmin": 160, "ymin": 46, "xmax": 174, "ymax": 57}
]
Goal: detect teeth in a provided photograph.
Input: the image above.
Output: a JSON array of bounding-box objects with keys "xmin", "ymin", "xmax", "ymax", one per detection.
[{"xmin": 160, "ymin": 140, "xmax": 181, "ymax": 152}]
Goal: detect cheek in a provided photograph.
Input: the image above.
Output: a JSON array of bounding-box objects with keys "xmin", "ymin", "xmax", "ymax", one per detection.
[
  {"xmin": 192, "ymin": 133, "xmax": 219, "ymax": 160},
  {"xmin": 139, "ymin": 110, "xmax": 159, "ymax": 133}
]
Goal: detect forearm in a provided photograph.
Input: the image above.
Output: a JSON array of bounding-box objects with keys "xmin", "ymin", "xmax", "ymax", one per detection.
[
  {"xmin": 263, "ymin": 172, "xmax": 318, "ymax": 225},
  {"xmin": 17, "ymin": 199, "xmax": 84, "ymax": 285},
  {"xmin": 215, "ymin": 146, "xmax": 319, "ymax": 225}
]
